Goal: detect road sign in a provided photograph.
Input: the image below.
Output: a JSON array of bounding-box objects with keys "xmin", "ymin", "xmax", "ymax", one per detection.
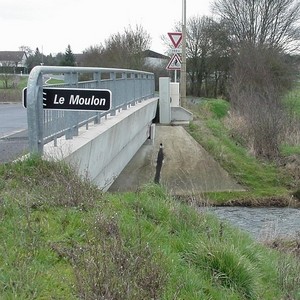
[
  {"xmin": 170, "ymin": 48, "xmax": 182, "ymax": 54},
  {"xmin": 166, "ymin": 54, "xmax": 182, "ymax": 70},
  {"xmin": 167, "ymin": 32, "xmax": 182, "ymax": 48},
  {"xmin": 23, "ymin": 87, "xmax": 112, "ymax": 111}
]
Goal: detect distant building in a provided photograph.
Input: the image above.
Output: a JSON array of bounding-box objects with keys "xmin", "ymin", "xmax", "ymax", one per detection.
[
  {"xmin": 143, "ymin": 50, "xmax": 169, "ymax": 68},
  {"xmin": 0, "ymin": 51, "xmax": 27, "ymax": 68}
]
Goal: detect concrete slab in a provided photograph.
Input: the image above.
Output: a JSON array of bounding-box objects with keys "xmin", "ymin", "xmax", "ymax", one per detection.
[
  {"xmin": 109, "ymin": 125, "xmax": 244, "ymax": 195},
  {"xmin": 43, "ymin": 98, "xmax": 158, "ymax": 191}
]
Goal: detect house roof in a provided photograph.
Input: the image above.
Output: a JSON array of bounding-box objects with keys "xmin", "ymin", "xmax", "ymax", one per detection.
[
  {"xmin": 143, "ymin": 50, "xmax": 169, "ymax": 60},
  {"xmin": 0, "ymin": 51, "xmax": 26, "ymax": 62}
]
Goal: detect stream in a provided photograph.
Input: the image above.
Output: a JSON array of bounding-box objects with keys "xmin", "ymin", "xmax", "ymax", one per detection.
[{"xmin": 202, "ymin": 206, "xmax": 300, "ymax": 240}]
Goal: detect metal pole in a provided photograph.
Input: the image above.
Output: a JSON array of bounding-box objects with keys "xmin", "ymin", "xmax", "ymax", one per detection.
[{"xmin": 180, "ymin": 0, "xmax": 187, "ymax": 106}]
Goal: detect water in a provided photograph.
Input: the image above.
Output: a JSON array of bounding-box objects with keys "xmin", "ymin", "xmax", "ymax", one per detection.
[{"xmin": 202, "ymin": 206, "xmax": 300, "ymax": 240}]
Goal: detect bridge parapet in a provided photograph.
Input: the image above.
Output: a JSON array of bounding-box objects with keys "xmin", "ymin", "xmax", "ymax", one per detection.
[
  {"xmin": 43, "ymin": 97, "xmax": 158, "ymax": 190},
  {"xmin": 26, "ymin": 66, "xmax": 155, "ymax": 154}
]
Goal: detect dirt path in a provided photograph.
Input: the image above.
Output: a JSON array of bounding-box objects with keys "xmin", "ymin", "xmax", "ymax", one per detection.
[{"xmin": 109, "ymin": 125, "xmax": 244, "ymax": 195}]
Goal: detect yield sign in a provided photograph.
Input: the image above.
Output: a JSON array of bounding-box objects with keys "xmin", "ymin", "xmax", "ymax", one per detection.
[
  {"xmin": 168, "ymin": 32, "xmax": 182, "ymax": 48},
  {"xmin": 166, "ymin": 54, "xmax": 182, "ymax": 70}
]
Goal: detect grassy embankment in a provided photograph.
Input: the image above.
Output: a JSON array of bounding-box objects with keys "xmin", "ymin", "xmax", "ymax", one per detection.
[
  {"xmin": 1, "ymin": 79, "xmax": 300, "ymax": 298},
  {"xmin": 186, "ymin": 85, "xmax": 300, "ymax": 204},
  {"xmin": 1, "ymin": 156, "xmax": 300, "ymax": 299}
]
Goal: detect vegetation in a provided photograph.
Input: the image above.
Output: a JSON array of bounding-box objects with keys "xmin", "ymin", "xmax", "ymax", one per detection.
[
  {"xmin": 186, "ymin": 92, "xmax": 300, "ymax": 204},
  {"xmin": 0, "ymin": 75, "xmax": 28, "ymax": 102},
  {"xmin": 60, "ymin": 45, "xmax": 76, "ymax": 66},
  {"xmin": 1, "ymin": 156, "xmax": 300, "ymax": 299},
  {"xmin": 187, "ymin": 100, "xmax": 289, "ymax": 202},
  {"xmin": 1, "ymin": 0, "xmax": 300, "ymax": 295}
]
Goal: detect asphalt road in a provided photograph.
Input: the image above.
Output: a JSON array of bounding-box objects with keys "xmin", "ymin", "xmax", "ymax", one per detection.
[{"xmin": 0, "ymin": 103, "xmax": 28, "ymax": 163}]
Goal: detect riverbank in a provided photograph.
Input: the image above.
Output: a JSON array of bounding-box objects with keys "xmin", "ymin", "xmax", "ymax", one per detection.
[
  {"xmin": 1, "ymin": 157, "xmax": 300, "ymax": 299},
  {"xmin": 186, "ymin": 98, "xmax": 300, "ymax": 206},
  {"xmin": 219, "ymin": 195, "xmax": 300, "ymax": 207}
]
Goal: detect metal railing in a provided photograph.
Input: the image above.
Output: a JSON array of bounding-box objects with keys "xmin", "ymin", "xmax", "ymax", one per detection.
[{"xmin": 26, "ymin": 66, "xmax": 155, "ymax": 154}]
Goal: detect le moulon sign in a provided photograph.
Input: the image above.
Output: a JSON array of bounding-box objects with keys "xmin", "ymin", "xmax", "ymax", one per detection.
[{"xmin": 23, "ymin": 87, "xmax": 112, "ymax": 111}]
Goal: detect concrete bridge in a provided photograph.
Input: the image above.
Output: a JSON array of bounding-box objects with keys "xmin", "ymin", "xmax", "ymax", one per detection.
[{"xmin": 26, "ymin": 66, "xmax": 192, "ymax": 191}]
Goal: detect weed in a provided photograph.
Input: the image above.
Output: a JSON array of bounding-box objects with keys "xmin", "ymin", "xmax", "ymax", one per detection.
[
  {"xmin": 277, "ymin": 253, "xmax": 300, "ymax": 299},
  {"xmin": 69, "ymin": 211, "xmax": 167, "ymax": 300},
  {"xmin": 0, "ymin": 156, "xmax": 100, "ymax": 209}
]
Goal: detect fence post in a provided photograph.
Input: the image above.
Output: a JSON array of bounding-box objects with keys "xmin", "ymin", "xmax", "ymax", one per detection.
[
  {"xmin": 27, "ymin": 67, "xmax": 44, "ymax": 154},
  {"xmin": 93, "ymin": 72, "xmax": 102, "ymax": 124}
]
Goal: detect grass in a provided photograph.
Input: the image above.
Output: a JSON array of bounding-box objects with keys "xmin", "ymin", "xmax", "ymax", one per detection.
[
  {"xmin": 281, "ymin": 83, "xmax": 300, "ymax": 156},
  {"xmin": 187, "ymin": 99, "xmax": 293, "ymax": 202},
  {"xmin": 45, "ymin": 78, "xmax": 65, "ymax": 85},
  {"xmin": 0, "ymin": 75, "xmax": 28, "ymax": 102},
  {"xmin": 284, "ymin": 82, "xmax": 300, "ymax": 116},
  {"xmin": 1, "ymin": 156, "xmax": 300, "ymax": 299}
]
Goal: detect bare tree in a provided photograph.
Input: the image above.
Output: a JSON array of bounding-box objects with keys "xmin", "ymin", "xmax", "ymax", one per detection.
[
  {"xmin": 186, "ymin": 16, "xmax": 211, "ymax": 96},
  {"xmin": 229, "ymin": 45, "xmax": 294, "ymax": 158},
  {"xmin": 82, "ymin": 45, "xmax": 105, "ymax": 67},
  {"xmin": 212, "ymin": 0, "xmax": 299, "ymax": 159},
  {"xmin": 102, "ymin": 25, "xmax": 151, "ymax": 70},
  {"xmin": 212, "ymin": 0, "xmax": 300, "ymax": 50},
  {"xmin": 185, "ymin": 16, "xmax": 231, "ymax": 97}
]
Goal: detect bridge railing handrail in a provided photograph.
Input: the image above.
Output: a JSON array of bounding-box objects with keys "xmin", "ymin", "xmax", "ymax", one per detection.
[{"xmin": 26, "ymin": 66, "xmax": 155, "ymax": 154}]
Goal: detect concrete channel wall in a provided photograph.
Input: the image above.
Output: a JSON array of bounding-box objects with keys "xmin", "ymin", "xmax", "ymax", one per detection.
[{"xmin": 43, "ymin": 98, "xmax": 158, "ymax": 191}]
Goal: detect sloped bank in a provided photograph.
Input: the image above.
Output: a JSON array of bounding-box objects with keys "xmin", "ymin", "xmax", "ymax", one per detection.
[{"xmin": 1, "ymin": 157, "xmax": 300, "ymax": 298}]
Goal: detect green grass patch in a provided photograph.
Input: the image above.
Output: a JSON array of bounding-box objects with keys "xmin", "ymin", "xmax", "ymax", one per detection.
[
  {"xmin": 0, "ymin": 75, "xmax": 28, "ymax": 102},
  {"xmin": 284, "ymin": 83, "xmax": 300, "ymax": 116},
  {"xmin": 205, "ymin": 99, "xmax": 230, "ymax": 119},
  {"xmin": 187, "ymin": 99, "xmax": 291, "ymax": 201},
  {"xmin": 280, "ymin": 144, "xmax": 300, "ymax": 156},
  {"xmin": 45, "ymin": 78, "xmax": 65, "ymax": 85},
  {"xmin": 1, "ymin": 157, "xmax": 299, "ymax": 298}
]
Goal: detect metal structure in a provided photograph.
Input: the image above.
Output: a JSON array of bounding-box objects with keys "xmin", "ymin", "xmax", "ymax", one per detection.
[
  {"xmin": 180, "ymin": 0, "xmax": 187, "ymax": 106},
  {"xmin": 26, "ymin": 66, "xmax": 155, "ymax": 154}
]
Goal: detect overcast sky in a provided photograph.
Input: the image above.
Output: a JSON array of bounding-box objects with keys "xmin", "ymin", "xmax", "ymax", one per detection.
[{"xmin": 1, "ymin": 0, "xmax": 213, "ymax": 55}]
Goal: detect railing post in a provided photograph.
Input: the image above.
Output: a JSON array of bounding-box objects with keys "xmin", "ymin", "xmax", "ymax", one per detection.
[
  {"xmin": 131, "ymin": 73, "xmax": 136, "ymax": 106},
  {"xmin": 122, "ymin": 72, "xmax": 128, "ymax": 110},
  {"xmin": 64, "ymin": 72, "xmax": 78, "ymax": 86},
  {"xmin": 110, "ymin": 72, "xmax": 116, "ymax": 116},
  {"xmin": 27, "ymin": 67, "xmax": 44, "ymax": 155},
  {"xmin": 93, "ymin": 72, "xmax": 102, "ymax": 124},
  {"xmin": 93, "ymin": 72, "xmax": 101, "ymax": 88}
]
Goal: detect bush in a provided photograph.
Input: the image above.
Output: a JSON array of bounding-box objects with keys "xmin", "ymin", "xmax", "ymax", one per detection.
[{"xmin": 229, "ymin": 45, "xmax": 294, "ymax": 159}]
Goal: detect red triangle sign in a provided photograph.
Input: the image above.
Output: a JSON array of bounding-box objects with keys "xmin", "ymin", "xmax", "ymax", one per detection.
[
  {"xmin": 168, "ymin": 32, "xmax": 182, "ymax": 48},
  {"xmin": 166, "ymin": 54, "xmax": 182, "ymax": 70}
]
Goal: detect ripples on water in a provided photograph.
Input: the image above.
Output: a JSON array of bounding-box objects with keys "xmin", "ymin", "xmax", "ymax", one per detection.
[{"xmin": 201, "ymin": 207, "xmax": 300, "ymax": 240}]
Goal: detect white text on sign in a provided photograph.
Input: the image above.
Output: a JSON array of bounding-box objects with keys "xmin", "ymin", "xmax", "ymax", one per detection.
[{"xmin": 54, "ymin": 94, "xmax": 106, "ymax": 106}]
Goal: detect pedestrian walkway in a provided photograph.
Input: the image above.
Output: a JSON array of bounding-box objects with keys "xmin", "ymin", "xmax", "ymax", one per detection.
[{"xmin": 109, "ymin": 125, "xmax": 244, "ymax": 195}]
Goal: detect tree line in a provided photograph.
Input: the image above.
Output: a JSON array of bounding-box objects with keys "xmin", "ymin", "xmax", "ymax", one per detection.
[
  {"xmin": 23, "ymin": 0, "xmax": 300, "ymax": 99},
  {"xmin": 22, "ymin": 0, "xmax": 300, "ymax": 159}
]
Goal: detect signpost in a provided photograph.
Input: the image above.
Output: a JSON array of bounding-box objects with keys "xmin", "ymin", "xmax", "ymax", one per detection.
[
  {"xmin": 166, "ymin": 32, "xmax": 183, "ymax": 82},
  {"xmin": 23, "ymin": 87, "xmax": 112, "ymax": 111},
  {"xmin": 181, "ymin": 0, "xmax": 187, "ymax": 106}
]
